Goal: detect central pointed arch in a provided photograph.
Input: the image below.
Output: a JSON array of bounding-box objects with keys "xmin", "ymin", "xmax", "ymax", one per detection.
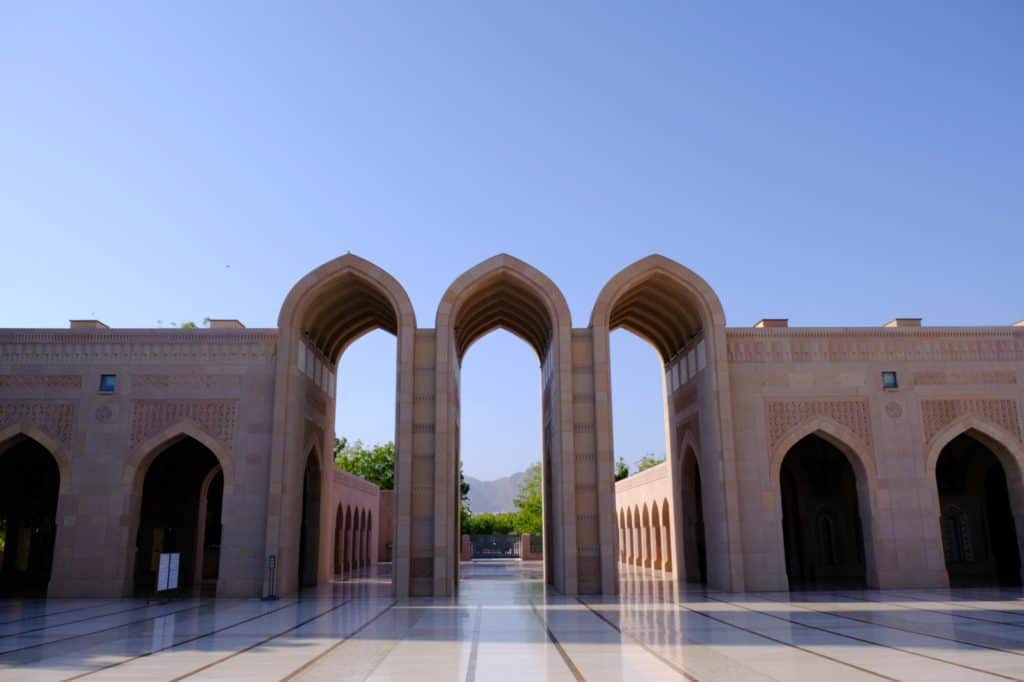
[
  {"xmin": 434, "ymin": 254, "xmax": 578, "ymax": 594},
  {"xmin": 268, "ymin": 253, "xmax": 416, "ymax": 597}
]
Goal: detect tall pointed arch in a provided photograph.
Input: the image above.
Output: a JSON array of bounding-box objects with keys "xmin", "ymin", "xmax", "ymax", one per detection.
[
  {"xmin": 434, "ymin": 254, "xmax": 579, "ymax": 595},
  {"xmin": 267, "ymin": 253, "xmax": 416, "ymax": 597},
  {"xmin": 591, "ymin": 254, "xmax": 742, "ymax": 591}
]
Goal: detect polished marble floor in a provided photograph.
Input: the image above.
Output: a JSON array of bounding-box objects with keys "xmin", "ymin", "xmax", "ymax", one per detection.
[{"xmin": 2, "ymin": 561, "xmax": 1024, "ymax": 680}]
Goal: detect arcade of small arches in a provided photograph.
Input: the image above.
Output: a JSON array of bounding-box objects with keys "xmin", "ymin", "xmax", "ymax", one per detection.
[{"xmin": 2, "ymin": 252, "xmax": 1023, "ymax": 601}]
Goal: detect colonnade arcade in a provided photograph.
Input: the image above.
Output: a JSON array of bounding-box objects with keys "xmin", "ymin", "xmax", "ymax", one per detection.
[{"xmin": 5, "ymin": 254, "xmax": 1022, "ymax": 600}]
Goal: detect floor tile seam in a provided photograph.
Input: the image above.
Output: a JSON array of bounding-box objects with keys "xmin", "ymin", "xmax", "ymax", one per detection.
[
  {"xmin": 280, "ymin": 599, "xmax": 398, "ymax": 681},
  {"xmin": 463, "ymin": 603, "xmax": 484, "ymax": 682},
  {"xmin": 575, "ymin": 597, "xmax": 700, "ymax": 681},
  {"xmin": 749, "ymin": 592, "xmax": 1024, "ymax": 658},
  {"xmin": 334, "ymin": 606, "xmax": 430, "ymax": 680},
  {"xmin": 701, "ymin": 594, "xmax": 1019, "ymax": 681},
  {"xmin": 0, "ymin": 601, "xmax": 123, "ymax": 627},
  {"xmin": 828, "ymin": 590, "xmax": 1024, "ymax": 628},
  {"xmin": 0, "ymin": 599, "xmax": 178, "ymax": 639},
  {"xmin": 59, "ymin": 598, "xmax": 302, "ymax": 681},
  {"xmin": 862, "ymin": 589, "xmax": 1024, "ymax": 624},
  {"xmin": 0, "ymin": 600, "xmax": 206, "ymax": 659},
  {"xmin": 166, "ymin": 598, "xmax": 353, "ymax": 682},
  {"xmin": 676, "ymin": 596, "xmax": 899, "ymax": 681},
  {"xmin": 525, "ymin": 598, "xmax": 585, "ymax": 681}
]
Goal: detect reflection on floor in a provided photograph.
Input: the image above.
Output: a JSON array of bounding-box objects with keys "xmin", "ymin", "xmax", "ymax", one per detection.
[{"xmin": 1, "ymin": 561, "xmax": 1024, "ymax": 680}]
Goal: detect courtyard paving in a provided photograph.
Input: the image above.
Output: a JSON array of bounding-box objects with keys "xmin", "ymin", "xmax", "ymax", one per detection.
[{"xmin": 1, "ymin": 561, "xmax": 1023, "ymax": 680}]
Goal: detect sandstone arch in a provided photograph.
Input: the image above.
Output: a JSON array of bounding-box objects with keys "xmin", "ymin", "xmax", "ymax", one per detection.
[
  {"xmin": 592, "ymin": 254, "xmax": 741, "ymax": 591},
  {"xmin": 434, "ymin": 254, "xmax": 578, "ymax": 594},
  {"xmin": 268, "ymin": 253, "xmax": 415, "ymax": 596}
]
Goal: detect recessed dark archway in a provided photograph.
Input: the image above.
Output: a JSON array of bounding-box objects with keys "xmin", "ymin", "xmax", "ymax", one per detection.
[
  {"xmin": 780, "ymin": 435, "xmax": 867, "ymax": 590},
  {"xmin": 935, "ymin": 433, "xmax": 1022, "ymax": 587},
  {"xmin": 133, "ymin": 438, "xmax": 222, "ymax": 596},
  {"xmin": 298, "ymin": 450, "xmax": 321, "ymax": 589},
  {"xmin": 681, "ymin": 448, "xmax": 707, "ymax": 584},
  {"xmin": 0, "ymin": 436, "xmax": 60, "ymax": 597}
]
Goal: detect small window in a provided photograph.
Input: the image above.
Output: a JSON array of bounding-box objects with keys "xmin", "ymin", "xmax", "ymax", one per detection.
[
  {"xmin": 881, "ymin": 371, "xmax": 898, "ymax": 390},
  {"xmin": 99, "ymin": 374, "xmax": 117, "ymax": 393}
]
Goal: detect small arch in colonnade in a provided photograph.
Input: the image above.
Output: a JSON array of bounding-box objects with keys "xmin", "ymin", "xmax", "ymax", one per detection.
[
  {"xmin": 774, "ymin": 429, "xmax": 876, "ymax": 591},
  {"xmin": 661, "ymin": 500, "xmax": 672, "ymax": 573},
  {"xmin": 127, "ymin": 434, "xmax": 226, "ymax": 596},
  {"xmin": 926, "ymin": 418, "xmax": 1024, "ymax": 587},
  {"xmin": 0, "ymin": 430, "xmax": 64, "ymax": 596}
]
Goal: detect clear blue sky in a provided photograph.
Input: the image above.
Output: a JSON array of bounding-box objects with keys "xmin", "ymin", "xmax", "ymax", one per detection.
[{"xmin": 3, "ymin": 3, "xmax": 1021, "ymax": 480}]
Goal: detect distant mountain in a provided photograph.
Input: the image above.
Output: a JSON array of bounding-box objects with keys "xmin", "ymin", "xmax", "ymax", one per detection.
[{"xmin": 465, "ymin": 471, "xmax": 526, "ymax": 514}]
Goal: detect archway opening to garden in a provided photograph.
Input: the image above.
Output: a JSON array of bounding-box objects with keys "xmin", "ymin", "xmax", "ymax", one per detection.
[
  {"xmin": 780, "ymin": 435, "xmax": 867, "ymax": 590},
  {"xmin": 133, "ymin": 437, "xmax": 222, "ymax": 596},
  {"xmin": 935, "ymin": 433, "xmax": 1022, "ymax": 587},
  {"xmin": 0, "ymin": 436, "xmax": 60, "ymax": 597}
]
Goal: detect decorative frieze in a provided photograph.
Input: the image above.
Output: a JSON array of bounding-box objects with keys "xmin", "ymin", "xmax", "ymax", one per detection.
[
  {"xmin": 133, "ymin": 374, "xmax": 242, "ymax": 390},
  {"xmin": 0, "ymin": 374, "xmax": 82, "ymax": 389},
  {"xmin": 912, "ymin": 371, "xmax": 1017, "ymax": 386},
  {"xmin": 0, "ymin": 330, "xmax": 277, "ymax": 365},
  {"xmin": 727, "ymin": 329, "xmax": 1024, "ymax": 364},
  {"xmin": 921, "ymin": 398, "xmax": 1022, "ymax": 444},
  {"xmin": 766, "ymin": 399, "xmax": 872, "ymax": 449},
  {"xmin": 0, "ymin": 401, "xmax": 76, "ymax": 444},
  {"xmin": 130, "ymin": 399, "xmax": 239, "ymax": 449}
]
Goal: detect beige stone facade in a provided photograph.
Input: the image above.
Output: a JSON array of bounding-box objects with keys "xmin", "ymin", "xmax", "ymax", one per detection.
[{"xmin": 1, "ymin": 253, "xmax": 1022, "ymax": 598}]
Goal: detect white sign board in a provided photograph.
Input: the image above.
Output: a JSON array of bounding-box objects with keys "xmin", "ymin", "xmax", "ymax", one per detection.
[{"xmin": 157, "ymin": 552, "xmax": 180, "ymax": 591}]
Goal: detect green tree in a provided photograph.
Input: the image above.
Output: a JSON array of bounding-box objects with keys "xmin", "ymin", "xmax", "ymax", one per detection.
[
  {"xmin": 464, "ymin": 512, "xmax": 518, "ymax": 535},
  {"xmin": 460, "ymin": 463, "xmax": 472, "ymax": 530},
  {"xmin": 334, "ymin": 437, "xmax": 395, "ymax": 490},
  {"xmin": 635, "ymin": 453, "xmax": 664, "ymax": 473},
  {"xmin": 513, "ymin": 462, "xmax": 543, "ymax": 535},
  {"xmin": 614, "ymin": 457, "xmax": 629, "ymax": 481}
]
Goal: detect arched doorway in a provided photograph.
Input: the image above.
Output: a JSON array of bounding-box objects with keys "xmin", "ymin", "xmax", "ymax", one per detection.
[
  {"xmin": 681, "ymin": 448, "xmax": 707, "ymax": 584},
  {"xmin": 0, "ymin": 436, "xmax": 60, "ymax": 596},
  {"xmin": 298, "ymin": 451, "xmax": 321, "ymax": 589},
  {"xmin": 935, "ymin": 433, "xmax": 1022, "ymax": 587},
  {"xmin": 133, "ymin": 438, "xmax": 222, "ymax": 596},
  {"xmin": 779, "ymin": 435, "xmax": 867, "ymax": 590}
]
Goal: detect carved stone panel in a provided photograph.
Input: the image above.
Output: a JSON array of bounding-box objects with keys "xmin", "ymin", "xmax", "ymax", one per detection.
[
  {"xmin": 921, "ymin": 398, "xmax": 1022, "ymax": 444},
  {"xmin": 0, "ymin": 401, "xmax": 76, "ymax": 444},
  {"xmin": 767, "ymin": 399, "xmax": 872, "ymax": 450},
  {"xmin": 130, "ymin": 399, "xmax": 239, "ymax": 449},
  {"xmin": 0, "ymin": 375, "xmax": 82, "ymax": 389}
]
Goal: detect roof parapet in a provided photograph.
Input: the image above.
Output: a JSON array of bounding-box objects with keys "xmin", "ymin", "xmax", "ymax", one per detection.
[
  {"xmin": 208, "ymin": 319, "xmax": 246, "ymax": 330},
  {"xmin": 69, "ymin": 320, "xmax": 109, "ymax": 330},
  {"xmin": 884, "ymin": 318, "xmax": 922, "ymax": 328}
]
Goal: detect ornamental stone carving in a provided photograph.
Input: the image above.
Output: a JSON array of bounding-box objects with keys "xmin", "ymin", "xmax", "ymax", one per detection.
[
  {"xmin": 132, "ymin": 374, "xmax": 242, "ymax": 390},
  {"xmin": 0, "ymin": 401, "xmax": 76, "ymax": 444},
  {"xmin": 921, "ymin": 398, "xmax": 1022, "ymax": 444},
  {"xmin": 130, "ymin": 399, "xmax": 239, "ymax": 449},
  {"xmin": 913, "ymin": 371, "xmax": 1017, "ymax": 385},
  {"xmin": 767, "ymin": 399, "xmax": 872, "ymax": 449},
  {"xmin": 0, "ymin": 374, "xmax": 82, "ymax": 389}
]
